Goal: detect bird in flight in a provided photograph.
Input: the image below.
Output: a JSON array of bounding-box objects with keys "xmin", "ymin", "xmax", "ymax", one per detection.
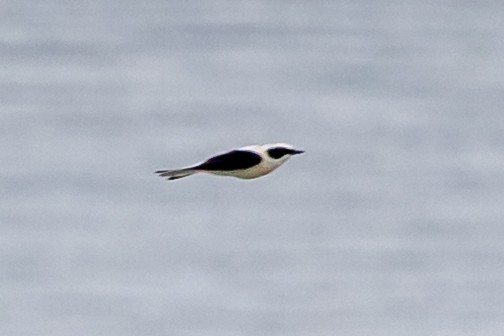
[{"xmin": 156, "ymin": 143, "xmax": 304, "ymax": 181}]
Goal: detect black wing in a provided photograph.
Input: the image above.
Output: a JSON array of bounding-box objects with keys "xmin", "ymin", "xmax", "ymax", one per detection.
[{"xmin": 194, "ymin": 150, "xmax": 262, "ymax": 171}]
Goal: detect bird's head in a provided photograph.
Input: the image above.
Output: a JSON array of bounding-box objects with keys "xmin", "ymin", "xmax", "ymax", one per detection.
[{"xmin": 261, "ymin": 143, "xmax": 305, "ymax": 163}]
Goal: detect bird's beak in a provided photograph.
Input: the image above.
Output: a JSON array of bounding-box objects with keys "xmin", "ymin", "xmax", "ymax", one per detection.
[{"xmin": 291, "ymin": 149, "xmax": 305, "ymax": 155}]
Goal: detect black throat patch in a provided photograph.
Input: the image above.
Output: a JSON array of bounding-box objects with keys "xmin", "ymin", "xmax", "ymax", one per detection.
[{"xmin": 267, "ymin": 147, "xmax": 293, "ymax": 159}]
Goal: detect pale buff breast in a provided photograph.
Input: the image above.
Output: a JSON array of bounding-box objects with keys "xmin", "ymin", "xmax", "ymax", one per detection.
[{"xmin": 209, "ymin": 162, "xmax": 279, "ymax": 179}]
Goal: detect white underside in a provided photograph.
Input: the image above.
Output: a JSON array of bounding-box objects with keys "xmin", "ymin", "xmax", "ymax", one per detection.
[{"xmin": 206, "ymin": 165, "xmax": 279, "ymax": 179}]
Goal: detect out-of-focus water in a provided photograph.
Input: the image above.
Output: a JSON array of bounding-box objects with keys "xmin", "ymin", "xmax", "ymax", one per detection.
[{"xmin": 2, "ymin": 1, "xmax": 504, "ymax": 335}]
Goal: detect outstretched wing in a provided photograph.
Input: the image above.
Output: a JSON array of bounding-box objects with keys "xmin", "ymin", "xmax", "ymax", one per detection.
[{"xmin": 195, "ymin": 150, "xmax": 262, "ymax": 171}]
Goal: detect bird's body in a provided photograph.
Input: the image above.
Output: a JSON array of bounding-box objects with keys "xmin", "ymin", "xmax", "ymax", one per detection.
[{"xmin": 156, "ymin": 143, "xmax": 304, "ymax": 181}]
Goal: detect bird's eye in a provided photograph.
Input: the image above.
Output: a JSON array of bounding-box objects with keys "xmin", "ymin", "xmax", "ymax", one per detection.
[{"xmin": 267, "ymin": 148, "xmax": 290, "ymax": 159}]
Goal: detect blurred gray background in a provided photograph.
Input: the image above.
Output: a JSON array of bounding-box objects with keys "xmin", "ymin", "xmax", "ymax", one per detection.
[{"xmin": 2, "ymin": 1, "xmax": 504, "ymax": 335}]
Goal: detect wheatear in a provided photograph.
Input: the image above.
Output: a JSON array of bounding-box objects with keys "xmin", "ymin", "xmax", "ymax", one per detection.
[{"xmin": 156, "ymin": 143, "xmax": 304, "ymax": 181}]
